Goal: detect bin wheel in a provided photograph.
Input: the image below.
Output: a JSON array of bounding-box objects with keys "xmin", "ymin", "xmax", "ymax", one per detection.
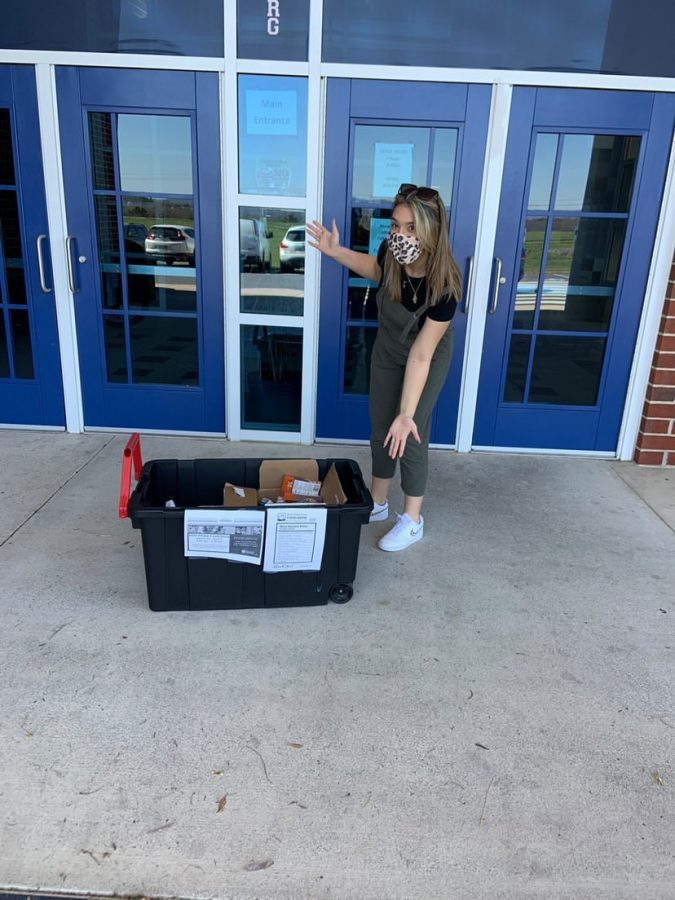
[{"xmin": 329, "ymin": 583, "xmax": 353, "ymax": 604}]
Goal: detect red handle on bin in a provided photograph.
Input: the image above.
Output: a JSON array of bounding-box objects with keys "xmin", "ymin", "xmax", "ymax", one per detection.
[{"xmin": 118, "ymin": 432, "xmax": 144, "ymax": 519}]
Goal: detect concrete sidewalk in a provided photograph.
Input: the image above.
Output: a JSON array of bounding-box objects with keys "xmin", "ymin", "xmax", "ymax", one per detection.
[{"xmin": 1, "ymin": 431, "xmax": 674, "ymax": 900}]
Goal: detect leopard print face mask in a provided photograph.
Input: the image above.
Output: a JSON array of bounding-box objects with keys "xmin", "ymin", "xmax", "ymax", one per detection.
[{"xmin": 386, "ymin": 231, "xmax": 422, "ymax": 266}]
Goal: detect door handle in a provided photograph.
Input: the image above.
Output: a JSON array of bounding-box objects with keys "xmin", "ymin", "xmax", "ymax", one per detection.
[
  {"xmin": 36, "ymin": 234, "xmax": 51, "ymax": 293},
  {"xmin": 462, "ymin": 255, "xmax": 474, "ymax": 314},
  {"xmin": 66, "ymin": 236, "xmax": 78, "ymax": 293},
  {"xmin": 489, "ymin": 257, "xmax": 506, "ymax": 315}
]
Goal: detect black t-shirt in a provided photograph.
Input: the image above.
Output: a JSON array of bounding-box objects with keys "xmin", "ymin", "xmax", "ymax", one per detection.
[{"xmin": 377, "ymin": 241, "xmax": 458, "ymax": 327}]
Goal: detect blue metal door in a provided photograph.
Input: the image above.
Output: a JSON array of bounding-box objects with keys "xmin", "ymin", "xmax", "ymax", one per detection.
[
  {"xmin": 0, "ymin": 66, "xmax": 64, "ymax": 427},
  {"xmin": 316, "ymin": 80, "xmax": 491, "ymax": 443},
  {"xmin": 474, "ymin": 88, "xmax": 675, "ymax": 451},
  {"xmin": 56, "ymin": 68, "xmax": 223, "ymax": 432}
]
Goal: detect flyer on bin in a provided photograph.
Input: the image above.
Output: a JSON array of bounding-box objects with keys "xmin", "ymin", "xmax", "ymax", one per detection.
[
  {"xmin": 263, "ymin": 506, "xmax": 327, "ymax": 573},
  {"xmin": 184, "ymin": 508, "xmax": 265, "ymax": 565}
]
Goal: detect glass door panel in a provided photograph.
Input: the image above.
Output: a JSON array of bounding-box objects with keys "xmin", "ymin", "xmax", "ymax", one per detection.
[
  {"xmin": 474, "ymin": 88, "xmax": 675, "ymax": 450},
  {"xmin": 237, "ymin": 74, "xmax": 308, "ymax": 197},
  {"xmin": 506, "ymin": 130, "xmax": 638, "ymax": 411},
  {"xmin": 240, "ymin": 324, "xmax": 302, "ymax": 431},
  {"xmin": 57, "ymin": 67, "xmax": 223, "ymax": 431},
  {"xmin": 0, "ymin": 66, "xmax": 64, "ymax": 427},
  {"xmin": 238, "ymin": 206, "xmax": 305, "ymax": 316},
  {"xmin": 554, "ymin": 134, "xmax": 639, "ymax": 212},
  {"xmin": 317, "ymin": 79, "xmax": 491, "ymax": 442},
  {"xmin": 537, "ymin": 217, "xmax": 624, "ymax": 332},
  {"xmin": 344, "ymin": 124, "xmax": 459, "ymax": 403},
  {"xmin": 0, "ymin": 127, "xmax": 35, "ymax": 380},
  {"xmin": 89, "ymin": 111, "xmax": 199, "ymax": 390},
  {"xmin": 238, "ymin": 202, "xmax": 305, "ymax": 433}
]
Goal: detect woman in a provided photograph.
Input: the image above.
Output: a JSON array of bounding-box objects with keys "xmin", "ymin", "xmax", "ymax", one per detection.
[{"xmin": 307, "ymin": 183, "xmax": 461, "ymax": 551}]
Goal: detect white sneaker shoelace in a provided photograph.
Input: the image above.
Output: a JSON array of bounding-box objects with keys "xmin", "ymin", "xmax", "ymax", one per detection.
[{"xmin": 388, "ymin": 513, "xmax": 412, "ymax": 537}]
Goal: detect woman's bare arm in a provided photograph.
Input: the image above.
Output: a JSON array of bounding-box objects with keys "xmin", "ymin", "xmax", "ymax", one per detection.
[
  {"xmin": 306, "ymin": 219, "xmax": 381, "ymax": 282},
  {"xmin": 384, "ymin": 318, "xmax": 451, "ymax": 459}
]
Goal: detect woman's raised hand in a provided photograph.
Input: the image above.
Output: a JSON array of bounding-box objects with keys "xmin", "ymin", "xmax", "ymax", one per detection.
[{"xmin": 306, "ymin": 219, "xmax": 341, "ymax": 257}]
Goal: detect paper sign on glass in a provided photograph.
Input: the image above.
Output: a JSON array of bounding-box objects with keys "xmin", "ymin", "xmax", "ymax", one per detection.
[
  {"xmin": 246, "ymin": 90, "xmax": 297, "ymax": 135},
  {"xmin": 372, "ymin": 143, "xmax": 413, "ymax": 198}
]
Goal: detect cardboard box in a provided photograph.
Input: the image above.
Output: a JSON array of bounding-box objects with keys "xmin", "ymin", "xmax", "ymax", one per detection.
[
  {"xmin": 223, "ymin": 483, "xmax": 259, "ymax": 507},
  {"xmin": 222, "ymin": 459, "xmax": 347, "ymax": 508}
]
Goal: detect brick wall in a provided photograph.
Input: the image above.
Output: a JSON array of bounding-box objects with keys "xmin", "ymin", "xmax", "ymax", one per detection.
[{"xmin": 634, "ymin": 259, "xmax": 675, "ymax": 465}]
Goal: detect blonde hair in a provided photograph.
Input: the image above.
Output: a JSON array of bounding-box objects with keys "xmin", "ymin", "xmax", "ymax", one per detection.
[{"xmin": 382, "ymin": 193, "xmax": 462, "ymax": 307}]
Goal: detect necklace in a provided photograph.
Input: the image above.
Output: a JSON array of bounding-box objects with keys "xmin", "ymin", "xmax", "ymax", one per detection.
[{"xmin": 405, "ymin": 273, "xmax": 425, "ymax": 305}]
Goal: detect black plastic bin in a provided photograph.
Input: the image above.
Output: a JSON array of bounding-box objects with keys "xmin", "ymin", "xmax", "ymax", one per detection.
[{"xmin": 122, "ymin": 444, "xmax": 373, "ymax": 611}]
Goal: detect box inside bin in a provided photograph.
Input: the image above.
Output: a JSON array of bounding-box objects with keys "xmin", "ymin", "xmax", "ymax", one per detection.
[
  {"xmin": 139, "ymin": 458, "xmax": 354, "ymax": 510},
  {"xmin": 241, "ymin": 459, "xmax": 346, "ymax": 507}
]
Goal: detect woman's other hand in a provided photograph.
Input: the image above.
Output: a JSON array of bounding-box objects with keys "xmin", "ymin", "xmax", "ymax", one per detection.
[
  {"xmin": 306, "ymin": 219, "xmax": 341, "ymax": 257},
  {"xmin": 383, "ymin": 414, "xmax": 421, "ymax": 459}
]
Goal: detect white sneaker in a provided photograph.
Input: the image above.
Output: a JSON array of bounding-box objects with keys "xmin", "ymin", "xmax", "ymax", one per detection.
[
  {"xmin": 369, "ymin": 500, "xmax": 389, "ymax": 523},
  {"xmin": 378, "ymin": 513, "xmax": 424, "ymax": 551}
]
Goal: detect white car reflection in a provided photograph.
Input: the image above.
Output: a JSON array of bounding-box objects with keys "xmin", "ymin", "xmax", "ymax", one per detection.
[
  {"xmin": 279, "ymin": 226, "xmax": 305, "ymax": 272},
  {"xmin": 240, "ymin": 218, "xmax": 272, "ymax": 272},
  {"xmin": 145, "ymin": 224, "xmax": 195, "ymax": 265}
]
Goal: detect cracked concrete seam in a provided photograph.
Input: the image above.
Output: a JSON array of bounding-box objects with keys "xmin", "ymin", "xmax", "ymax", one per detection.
[{"xmin": 0, "ymin": 436, "xmax": 116, "ymax": 550}]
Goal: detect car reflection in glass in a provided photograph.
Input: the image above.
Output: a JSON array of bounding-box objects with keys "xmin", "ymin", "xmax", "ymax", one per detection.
[
  {"xmin": 279, "ymin": 225, "xmax": 305, "ymax": 272},
  {"xmin": 144, "ymin": 224, "xmax": 195, "ymax": 266},
  {"xmin": 123, "ymin": 222, "xmax": 148, "ymax": 253},
  {"xmin": 240, "ymin": 218, "xmax": 272, "ymax": 272}
]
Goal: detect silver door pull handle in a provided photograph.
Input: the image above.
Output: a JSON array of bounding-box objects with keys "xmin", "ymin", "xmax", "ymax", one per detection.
[
  {"xmin": 489, "ymin": 257, "xmax": 504, "ymax": 315},
  {"xmin": 462, "ymin": 255, "xmax": 474, "ymax": 314},
  {"xmin": 66, "ymin": 236, "xmax": 78, "ymax": 293},
  {"xmin": 36, "ymin": 234, "xmax": 51, "ymax": 293}
]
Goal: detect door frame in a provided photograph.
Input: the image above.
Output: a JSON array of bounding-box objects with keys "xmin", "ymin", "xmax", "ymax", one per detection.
[
  {"xmin": 0, "ymin": 65, "xmax": 66, "ymax": 428},
  {"xmin": 617, "ymin": 124, "xmax": 675, "ymax": 460},
  {"xmin": 315, "ymin": 78, "xmax": 492, "ymax": 446},
  {"xmin": 56, "ymin": 66, "xmax": 225, "ymax": 434},
  {"xmin": 469, "ymin": 88, "xmax": 674, "ymax": 453},
  {"xmin": 35, "ymin": 63, "xmax": 84, "ymax": 433},
  {"xmin": 453, "ymin": 83, "xmax": 513, "ymax": 452}
]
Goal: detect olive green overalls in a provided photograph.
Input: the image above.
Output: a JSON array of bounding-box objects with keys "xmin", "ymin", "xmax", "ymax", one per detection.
[{"xmin": 369, "ymin": 282, "xmax": 454, "ymax": 497}]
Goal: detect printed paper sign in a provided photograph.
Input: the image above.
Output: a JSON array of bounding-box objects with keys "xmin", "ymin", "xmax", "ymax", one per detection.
[
  {"xmin": 372, "ymin": 143, "xmax": 413, "ymax": 198},
  {"xmin": 246, "ymin": 90, "xmax": 297, "ymax": 135},
  {"xmin": 263, "ymin": 506, "xmax": 327, "ymax": 573},
  {"xmin": 184, "ymin": 509, "xmax": 265, "ymax": 565}
]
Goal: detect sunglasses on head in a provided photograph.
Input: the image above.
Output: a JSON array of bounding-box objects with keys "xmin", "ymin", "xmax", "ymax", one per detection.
[{"xmin": 396, "ymin": 183, "xmax": 440, "ymax": 202}]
